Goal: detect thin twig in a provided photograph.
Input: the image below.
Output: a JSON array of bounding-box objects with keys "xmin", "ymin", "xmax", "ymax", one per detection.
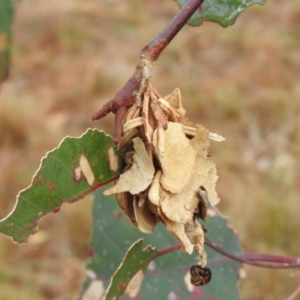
[
  {"xmin": 151, "ymin": 240, "xmax": 300, "ymax": 270},
  {"xmin": 141, "ymin": 0, "xmax": 204, "ymax": 61},
  {"xmin": 205, "ymin": 238, "xmax": 300, "ymax": 269},
  {"xmin": 152, "ymin": 243, "xmax": 182, "ymax": 260},
  {"xmin": 91, "ymin": 0, "xmax": 204, "ymax": 143},
  {"xmin": 242, "ymin": 253, "xmax": 300, "ymax": 265}
]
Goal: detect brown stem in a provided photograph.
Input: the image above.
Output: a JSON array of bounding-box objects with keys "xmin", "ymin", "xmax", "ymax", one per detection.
[
  {"xmin": 152, "ymin": 243, "xmax": 182, "ymax": 260},
  {"xmin": 91, "ymin": 0, "xmax": 204, "ymax": 143},
  {"xmin": 151, "ymin": 240, "xmax": 300, "ymax": 269},
  {"xmin": 242, "ymin": 252, "xmax": 300, "ymax": 264},
  {"xmin": 205, "ymin": 238, "xmax": 300, "ymax": 269},
  {"xmin": 141, "ymin": 0, "xmax": 204, "ymax": 61}
]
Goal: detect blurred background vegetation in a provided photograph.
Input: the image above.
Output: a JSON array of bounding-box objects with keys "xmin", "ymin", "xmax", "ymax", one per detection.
[{"xmin": 0, "ymin": 0, "xmax": 299, "ymax": 299}]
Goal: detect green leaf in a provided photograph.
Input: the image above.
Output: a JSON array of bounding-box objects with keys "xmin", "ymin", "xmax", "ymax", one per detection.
[
  {"xmin": 0, "ymin": 129, "xmax": 122, "ymax": 244},
  {"xmin": 0, "ymin": 0, "xmax": 17, "ymax": 83},
  {"xmin": 78, "ymin": 188, "xmax": 243, "ymax": 300},
  {"xmin": 104, "ymin": 239, "xmax": 157, "ymax": 300},
  {"xmin": 175, "ymin": 0, "xmax": 267, "ymax": 27}
]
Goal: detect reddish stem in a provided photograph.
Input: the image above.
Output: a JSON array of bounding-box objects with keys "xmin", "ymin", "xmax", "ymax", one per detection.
[
  {"xmin": 242, "ymin": 252, "xmax": 300, "ymax": 265},
  {"xmin": 205, "ymin": 238, "xmax": 300, "ymax": 269},
  {"xmin": 152, "ymin": 240, "xmax": 300, "ymax": 269},
  {"xmin": 91, "ymin": 0, "xmax": 204, "ymax": 143},
  {"xmin": 152, "ymin": 243, "xmax": 182, "ymax": 260},
  {"xmin": 141, "ymin": 0, "xmax": 204, "ymax": 61}
]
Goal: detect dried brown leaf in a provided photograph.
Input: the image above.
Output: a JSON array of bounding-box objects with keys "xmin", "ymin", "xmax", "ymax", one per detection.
[
  {"xmin": 159, "ymin": 209, "xmax": 194, "ymax": 254},
  {"xmin": 159, "ymin": 158, "xmax": 214, "ymax": 223},
  {"xmin": 104, "ymin": 137, "xmax": 155, "ymax": 195},
  {"xmin": 164, "ymin": 88, "xmax": 186, "ymax": 116},
  {"xmin": 154, "ymin": 122, "xmax": 220, "ymax": 223},
  {"xmin": 133, "ymin": 196, "xmax": 157, "ymax": 233},
  {"xmin": 148, "ymin": 170, "xmax": 161, "ymax": 206},
  {"xmin": 201, "ymin": 165, "xmax": 220, "ymax": 206},
  {"xmin": 190, "ymin": 124, "xmax": 211, "ymax": 158},
  {"xmin": 191, "ymin": 124, "xmax": 220, "ymax": 206},
  {"xmin": 159, "ymin": 211, "xmax": 207, "ymax": 261},
  {"xmin": 116, "ymin": 192, "xmax": 137, "ymax": 225},
  {"xmin": 153, "ymin": 122, "xmax": 196, "ymax": 193},
  {"xmin": 159, "ymin": 187, "xmax": 198, "ymax": 224}
]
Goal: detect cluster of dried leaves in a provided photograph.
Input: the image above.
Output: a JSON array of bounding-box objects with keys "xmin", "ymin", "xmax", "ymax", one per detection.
[{"xmin": 104, "ymin": 85, "xmax": 224, "ymax": 267}]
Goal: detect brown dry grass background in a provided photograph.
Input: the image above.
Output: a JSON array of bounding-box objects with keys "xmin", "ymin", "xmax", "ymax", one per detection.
[{"xmin": 0, "ymin": 0, "xmax": 299, "ymax": 299}]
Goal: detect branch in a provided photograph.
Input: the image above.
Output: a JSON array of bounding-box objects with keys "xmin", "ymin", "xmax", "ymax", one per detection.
[
  {"xmin": 205, "ymin": 238, "xmax": 300, "ymax": 269},
  {"xmin": 140, "ymin": 0, "xmax": 204, "ymax": 61},
  {"xmin": 151, "ymin": 240, "xmax": 300, "ymax": 270},
  {"xmin": 152, "ymin": 243, "xmax": 182, "ymax": 260},
  {"xmin": 91, "ymin": 0, "xmax": 204, "ymax": 143}
]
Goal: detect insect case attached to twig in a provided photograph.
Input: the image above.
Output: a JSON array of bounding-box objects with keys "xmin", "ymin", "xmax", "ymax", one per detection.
[{"xmin": 104, "ymin": 84, "xmax": 225, "ymax": 282}]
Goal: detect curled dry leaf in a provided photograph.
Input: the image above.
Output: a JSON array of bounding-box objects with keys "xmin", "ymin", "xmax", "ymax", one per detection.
[
  {"xmin": 153, "ymin": 122, "xmax": 196, "ymax": 194},
  {"xmin": 148, "ymin": 171, "xmax": 161, "ymax": 206},
  {"xmin": 104, "ymin": 86, "xmax": 225, "ymax": 267},
  {"xmin": 201, "ymin": 166, "xmax": 220, "ymax": 206},
  {"xmin": 159, "ymin": 209, "xmax": 194, "ymax": 255},
  {"xmin": 160, "ymin": 124, "xmax": 214, "ymax": 224},
  {"xmin": 104, "ymin": 137, "xmax": 154, "ymax": 196},
  {"xmin": 133, "ymin": 196, "xmax": 157, "ymax": 233},
  {"xmin": 164, "ymin": 88, "xmax": 186, "ymax": 117},
  {"xmin": 116, "ymin": 192, "xmax": 137, "ymax": 226}
]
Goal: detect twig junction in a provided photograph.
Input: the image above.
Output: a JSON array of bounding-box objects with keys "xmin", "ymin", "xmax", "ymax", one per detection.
[{"xmin": 91, "ymin": 0, "xmax": 204, "ymax": 143}]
